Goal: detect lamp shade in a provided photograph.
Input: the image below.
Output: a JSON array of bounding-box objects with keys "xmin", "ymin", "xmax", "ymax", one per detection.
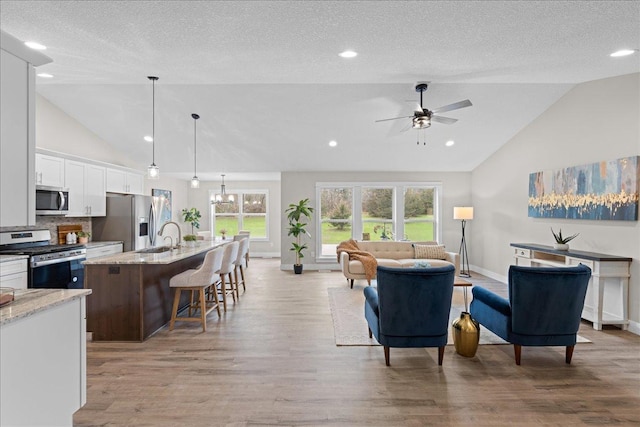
[{"xmin": 454, "ymin": 206, "xmax": 474, "ymax": 220}]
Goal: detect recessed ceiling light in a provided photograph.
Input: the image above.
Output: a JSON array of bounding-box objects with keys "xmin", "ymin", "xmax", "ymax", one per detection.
[
  {"xmin": 329, "ymin": 140, "xmax": 338, "ymax": 147},
  {"xmin": 610, "ymin": 49, "xmax": 637, "ymax": 57},
  {"xmin": 36, "ymin": 73, "xmax": 53, "ymax": 78},
  {"xmin": 24, "ymin": 41, "xmax": 46, "ymax": 50},
  {"xmin": 338, "ymin": 50, "xmax": 357, "ymax": 58},
  {"xmin": 445, "ymin": 140, "xmax": 455, "ymax": 147},
  {"xmin": 144, "ymin": 136, "xmax": 153, "ymax": 142}
]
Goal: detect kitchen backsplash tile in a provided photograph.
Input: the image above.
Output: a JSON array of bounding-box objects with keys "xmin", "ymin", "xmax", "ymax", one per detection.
[{"xmin": 35, "ymin": 216, "xmax": 91, "ymax": 243}]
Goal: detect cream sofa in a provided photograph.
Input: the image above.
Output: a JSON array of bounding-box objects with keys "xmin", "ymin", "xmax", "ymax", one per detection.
[{"xmin": 339, "ymin": 241, "xmax": 460, "ymax": 288}]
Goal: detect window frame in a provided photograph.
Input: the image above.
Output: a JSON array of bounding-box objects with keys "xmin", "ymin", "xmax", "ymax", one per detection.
[
  {"xmin": 209, "ymin": 189, "xmax": 269, "ymax": 241},
  {"xmin": 315, "ymin": 182, "xmax": 442, "ymax": 261}
]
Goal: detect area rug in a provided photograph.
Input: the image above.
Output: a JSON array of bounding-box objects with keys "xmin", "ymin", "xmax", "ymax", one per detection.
[{"xmin": 327, "ymin": 286, "xmax": 591, "ymax": 346}]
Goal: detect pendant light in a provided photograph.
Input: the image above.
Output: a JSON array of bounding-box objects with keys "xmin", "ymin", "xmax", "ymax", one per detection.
[
  {"xmin": 147, "ymin": 76, "xmax": 160, "ymax": 179},
  {"xmin": 215, "ymin": 174, "xmax": 235, "ymax": 204},
  {"xmin": 190, "ymin": 113, "xmax": 200, "ymax": 188}
]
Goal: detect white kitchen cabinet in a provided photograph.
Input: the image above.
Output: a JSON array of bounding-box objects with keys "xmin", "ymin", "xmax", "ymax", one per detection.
[
  {"xmin": 0, "ymin": 258, "xmax": 28, "ymax": 289},
  {"xmin": 86, "ymin": 242, "xmax": 123, "ymax": 259},
  {"xmin": 65, "ymin": 160, "xmax": 106, "ymax": 217},
  {"xmin": 106, "ymin": 168, "xmax": 144, "ymax": 195},
  {"xmin": 1, "ymin": 290, "xmax": 90, "ymax": 427},
  {"xmin": 35, "ymin": 153, "xmax": 65, "ymax": 187}
]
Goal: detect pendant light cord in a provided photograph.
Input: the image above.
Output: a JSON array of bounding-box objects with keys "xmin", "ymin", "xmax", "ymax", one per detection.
[{"xmin": 152, "ymin": 78, "xmax": 155, "ymax": 165}]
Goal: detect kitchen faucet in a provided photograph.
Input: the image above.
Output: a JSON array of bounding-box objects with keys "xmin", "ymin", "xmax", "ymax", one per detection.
[
  {"xmin": 163, "ymin": 235, "xmax": 174, "ymax": 249},
  {"xmin": 158, "ymin": 221, "xmax": 182, "ymax": 248}
]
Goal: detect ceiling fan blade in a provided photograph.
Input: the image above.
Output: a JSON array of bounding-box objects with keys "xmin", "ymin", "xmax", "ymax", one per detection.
[
  {"xmin": 375, "ymin": 115, "xmax": 414, "ymax": 123},
  {"xmin": 431, "ymin": 115, "xmax": 458, "ymax": 125},
  {"xmin": 399, "ymin": 121, "xmax": 413, "ymax": 133},
  {"xmin": 413, "ymin": 103, "xmax": 423, "ymax": 114},
  {"xmin": 431, "ymin": 99, "xmax": 472, "ymax": 114}
]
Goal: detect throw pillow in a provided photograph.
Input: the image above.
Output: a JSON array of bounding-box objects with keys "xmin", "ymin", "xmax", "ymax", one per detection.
[{"xmin": 413, "ymin": 244, "xmax": 447, "ymax": 260}]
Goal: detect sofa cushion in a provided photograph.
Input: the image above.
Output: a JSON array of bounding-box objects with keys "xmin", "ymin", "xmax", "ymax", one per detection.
[{"xmin": 414, "ymin": 244, "xmax": 447, "ymax": 260}]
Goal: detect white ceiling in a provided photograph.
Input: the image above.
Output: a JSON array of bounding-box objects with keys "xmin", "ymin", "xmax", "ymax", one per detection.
[{"xmin": 1, "ymin": 1, "xmax": 639, "ymax": 181}]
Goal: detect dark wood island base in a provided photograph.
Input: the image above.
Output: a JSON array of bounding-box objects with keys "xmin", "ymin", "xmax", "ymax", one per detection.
[{"xmin": 84, "ymin": 243, "xmax": 221, "ymax": 341}]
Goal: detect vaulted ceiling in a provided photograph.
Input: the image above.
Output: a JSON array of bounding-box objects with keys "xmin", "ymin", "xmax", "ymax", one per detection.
[{"xmin": 1, "ymin": 1, "xmax": 638, "ymax": 181}]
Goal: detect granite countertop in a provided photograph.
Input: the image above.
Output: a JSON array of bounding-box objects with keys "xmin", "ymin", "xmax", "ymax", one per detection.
[
  {"xmin": 0, "ymin": 254, "xmax": 29, "ymax": 263},
  {"xmin": 83, "ymin": 240, "xmax": 226, "ymax": 265},
  {"xmin": 0, "ymin": 288, "xmax": 92, "ymax": 326},
  {"xmin": 86, "ymin": 241, "xmax": 123, "ymax": 249}
]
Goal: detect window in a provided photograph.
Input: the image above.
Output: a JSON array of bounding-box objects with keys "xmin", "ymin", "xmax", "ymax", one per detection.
[
  {"xmin": 404, "ymin": 187, "xmax": 435, "ymax": 242},
  {"xmin": 319, "ymin": 187, "xmax": 353, "ymax": 256},
  {"xmin": 210, "ymin": 190, "xmax": 268, "ymax": 239},
  {"xmin": 316, "ymin": 182, "xmax": 441, "ymax": 259}
]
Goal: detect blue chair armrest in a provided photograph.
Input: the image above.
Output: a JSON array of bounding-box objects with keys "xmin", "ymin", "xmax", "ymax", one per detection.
[
  {"xmin": 471, "ymin": 286, "xmax": 511, "ymax": 317},
  {"xmin": 364, "ymin": 286, "xmax": 379, "ymax": 316}
]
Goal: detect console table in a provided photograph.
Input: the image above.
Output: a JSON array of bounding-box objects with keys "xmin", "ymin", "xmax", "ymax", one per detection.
[{"xmin": 511, "ymin": 243, "xmax": 632, "ymax": 330}]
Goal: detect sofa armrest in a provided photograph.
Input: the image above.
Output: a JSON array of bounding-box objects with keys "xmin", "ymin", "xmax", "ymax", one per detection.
[
  {"xmin": 471, "ymin": 286, "xmax": 511, "ymax": 316},
  {"xmin": 444, "ymin": 251, "xmax": 460, "ymax": 276},
  {"xmin": 339, "ymin": 251, "xmax": 350, "ymax": 273}
]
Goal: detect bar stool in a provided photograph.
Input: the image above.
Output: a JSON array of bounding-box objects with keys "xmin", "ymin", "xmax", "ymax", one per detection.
[
  {"xmin": 168, "ymin": 248, "xmax": 223, "ymax": 332},
  {"xmin": 237, "ymin": 230, "xmax": 250, "ymax": 267},
  {"xmin": 233, "ymin": 237, "xmax": 249, "ymax": 293},
  {"xmin": 218, "ymin": 241, "xmax": 239, "ymax": 311}
]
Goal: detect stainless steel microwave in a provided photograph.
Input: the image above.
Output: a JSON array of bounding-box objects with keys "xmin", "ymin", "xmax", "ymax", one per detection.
[{"xmin": 36, "ymin": 186, "xmax": 69, "ymax": 215}]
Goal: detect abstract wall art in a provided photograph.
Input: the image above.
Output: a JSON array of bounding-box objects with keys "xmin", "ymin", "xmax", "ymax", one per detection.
[{"xmin": 528, "ymin": 156, "xmax": 639, "ymax": 221}]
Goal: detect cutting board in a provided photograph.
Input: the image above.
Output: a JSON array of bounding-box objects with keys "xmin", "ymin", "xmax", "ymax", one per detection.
[{"xmin": 57, "ymin": 224, "xmax": 83, "ymax": 244}]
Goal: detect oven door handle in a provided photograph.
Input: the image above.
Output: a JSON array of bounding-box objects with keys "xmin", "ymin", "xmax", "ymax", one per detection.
[{"xmin": 31, "ymin": 254, "xmax": 86, "ymax": 268}]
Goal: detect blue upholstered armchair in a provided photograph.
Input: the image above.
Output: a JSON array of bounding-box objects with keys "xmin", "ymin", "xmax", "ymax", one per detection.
[
  {"xmin": 470, "ymin": 264, "xmax": 591, "ymax": 365},
  {"xmin": 364, "ymin": 265, "xmax": 455, "ymax": 366}
]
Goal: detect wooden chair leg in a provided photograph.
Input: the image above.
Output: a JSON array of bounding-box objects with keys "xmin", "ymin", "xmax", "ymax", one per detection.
[
  {"xmin": 240, "ymin": 265, "xmax": 246, "ymax": 291},
  {"xmin": 368, "ymin": 328, "xmax": 372, "ymax": 339},
  {"xmin": 188, "ymin": 289, "xmax": 194, "ymax": 316},
  {"xmin": 514, "ymin": 344, "xmax": 522, "ymax": 365},
  {"xmin": 211, "ymin": 283, "xmax": 221, "ymax": 317},
  {"xmin": 438, "ymin": 346, "xmax": 445, "ymax": 366},
  {"xmin": 233, "ymin": 268, "xmax": 241, "ymax": 299},
  {"xmin": 566, "ymin": 345, "xmax": 575, "ymax": 364},
  {"xmin": 350, "ymin": 279, "xmax": 354, "ymax": 289},
  {"xmin": 169, "ymin": 288, "xmax": 181, "ymax": 331},
  {"xmin": 229, "ymin": 273, "xmax": 237, "ymax": 302},
  {"xmin": 199, "ymin": 288, "xmax": 207, "ymax": 332},
  {"xmin": 384, "ymin": 346, "xmax": 390, "ymax": 366},
  {"xmin": 220, "ymin": 276, "xmax": 227, "ymax": 312}
]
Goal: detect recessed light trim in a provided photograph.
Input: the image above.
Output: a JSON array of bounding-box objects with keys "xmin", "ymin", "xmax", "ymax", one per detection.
[
  {"xmin": 36, "ymin": 73, "xmax": 53, "ymax": 78},
  {"xmin": 338, "ymin": 50, "xmax": 357, "ymax": 58},
  {"xmin": 25, "ymin": 41, "xmax": 46, "ymax": 50},
  {"xmin": 445, "ymin": 140, "xmax": 455, "ymax": 147},
  {"xmin": 610, "ymin": 49, "xmax": 637, "ymax": 57},
  {"xmin": 329, "ymin": 140, "xmax": 338, "ymax": 147},
  {"xmin": 144, "ymin": 135, "xmax": 153, "ymax": 142}
]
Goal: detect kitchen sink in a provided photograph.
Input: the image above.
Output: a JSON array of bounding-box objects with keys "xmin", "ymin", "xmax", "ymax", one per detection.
[{"xmin": 136, "ymin": 246, "xmax": 173, "ymax": 254}]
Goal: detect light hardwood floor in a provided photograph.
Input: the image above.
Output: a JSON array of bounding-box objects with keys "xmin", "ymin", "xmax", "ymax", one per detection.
[{"xmin": 75, "ymin": 259, "xmax": 640, "ymax": 426}]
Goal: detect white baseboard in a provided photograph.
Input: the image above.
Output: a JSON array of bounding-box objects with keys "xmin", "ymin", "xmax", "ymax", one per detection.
[
  {"xmin": 280, "ymin": 263, "xmax": 341, "ymax": 271},
  {"xmin": 251, "ymin": 252, "xmax": 281, "ymax": 258},
  {"xmin": 627, "ymin": 320, "xmax": 640, "ymax": 336},
  {"xmin": 469, "ymin": 264, "xmax": 507, "ymax": 284}
]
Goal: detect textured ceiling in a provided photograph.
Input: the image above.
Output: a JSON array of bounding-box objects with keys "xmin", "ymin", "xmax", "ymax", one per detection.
[{"xmin": 1, "ymin": 1, "xmax": 638, "ymax": 181}]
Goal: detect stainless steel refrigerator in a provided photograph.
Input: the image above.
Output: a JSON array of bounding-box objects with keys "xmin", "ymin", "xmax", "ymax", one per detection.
[{"xmin": 92, "ymin": 194, "xmax": 166, "ymax": 252}]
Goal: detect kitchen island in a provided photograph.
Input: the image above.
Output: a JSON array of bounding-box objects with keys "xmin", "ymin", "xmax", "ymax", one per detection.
[
  {"xmin": 83, "ymin": 241, "xmax": 225, "ymax": 341},
  {"xmin": 1, "ymin": 288, "xmax": 91, "ymax": 427}
]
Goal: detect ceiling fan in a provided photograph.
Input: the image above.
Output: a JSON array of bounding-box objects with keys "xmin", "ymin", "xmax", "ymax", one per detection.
[{"xmin": 375, "ymin": 82, "xmax": 472, "ymax": 131}]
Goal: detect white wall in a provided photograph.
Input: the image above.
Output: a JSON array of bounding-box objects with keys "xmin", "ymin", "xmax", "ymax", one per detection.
[
  {"xmin": 36, "ymin": 94, "xmax": 137, "ymax": 168},
  {"xmin": 187, "ymin": 180, "xmax": 281, "ymax": 256},
  {"xmin": 281, "ymin": 171, "xmax": 472, "ymax": 269},
  {"xmin": 471, "ymin": 73, "xmax": 640, "ymax": 332}
]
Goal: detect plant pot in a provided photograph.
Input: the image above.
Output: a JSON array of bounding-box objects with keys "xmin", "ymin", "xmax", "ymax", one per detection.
[
  {"xmin": 78, "ymin": 237, "xmax": 89, "ymax": 244},
  {"xmin": 553, "ymin": 243, "xmax": 569, "ymax": 251},
  {"xmin": 293, "ymin": 264, "xmax": 303, "ymax": 274}
]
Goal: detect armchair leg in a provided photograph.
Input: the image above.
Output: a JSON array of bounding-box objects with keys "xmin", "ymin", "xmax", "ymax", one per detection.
[
  {"xmin": 384, "ymin": 346, "xmax": 390, "ymax": 366},
  {"xmin": 368, "ymin": 327, "xmax": 372, "ymax": 339},
  {"xmin": 438, "ymin": 346, "xmax": 445, "ymax": 366},
  {"xmin": 350, "ymin": 279, "xmax": 354, "ymax": 289},
  {"xmin": 514, "ymin": 344, "xmax": 522, "ymax": 365},
  {"xmin": 566, "ymin": 345, "xmax": 575, "ymax": 364}
]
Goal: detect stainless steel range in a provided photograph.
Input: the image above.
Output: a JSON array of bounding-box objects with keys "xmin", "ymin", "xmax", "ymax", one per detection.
[{"xmin": 0, "ymin": 229, "xmax": 86, "ymax": 289}]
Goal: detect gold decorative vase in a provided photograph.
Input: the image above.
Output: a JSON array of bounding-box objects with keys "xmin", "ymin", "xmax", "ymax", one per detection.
[{"xmin": 452, "ymin": 311, "xmax": 480, "ymax": 357}]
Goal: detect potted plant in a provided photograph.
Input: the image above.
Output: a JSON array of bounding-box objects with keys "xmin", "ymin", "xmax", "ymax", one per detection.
[
  {"xmin": 77, "ymin": 231, "xmax": 91, "ymax": 244},
  {"xmin": 551, "ymin": 227, "xmax": 579, "ymax": 250},
  {"xmin": 181, "ymin": 207, "xmax": 201, "ymax": 245},
  {"xmin": 286, "ymin": 198, "xmax": 314, "ymax": 274},
  {"xmin": 373, "ymin": 224, "xmax": 393, "ymax": 241},
  {"xmin": 220, "ymin": 229, "xmax": 227, "ymax": 240}
]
